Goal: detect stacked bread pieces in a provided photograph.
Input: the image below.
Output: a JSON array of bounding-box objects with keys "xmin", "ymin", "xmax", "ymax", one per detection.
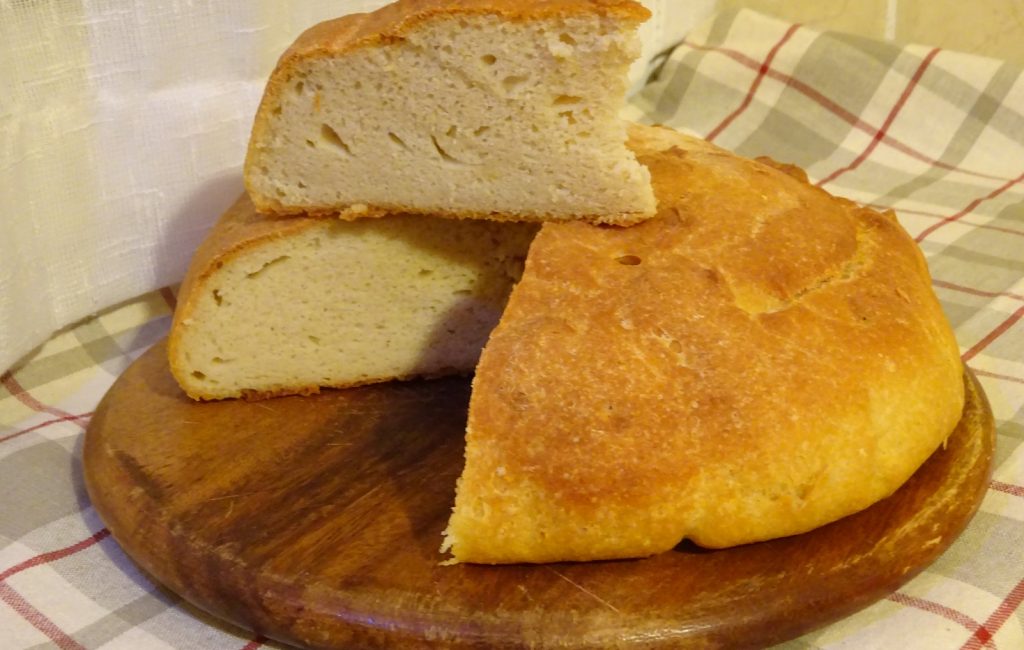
[
  {"xmin": 169, "ymin": 0, "xmax": 965, "ymax": 565},
  {"xmin": 170, "ymin": 0, "xmax": 653, "ymax": 399}
]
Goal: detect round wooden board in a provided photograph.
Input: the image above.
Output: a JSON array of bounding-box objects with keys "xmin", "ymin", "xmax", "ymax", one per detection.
[{"xmin": 84, "ymin": 340, "xmax": 994, "ymax": 649}]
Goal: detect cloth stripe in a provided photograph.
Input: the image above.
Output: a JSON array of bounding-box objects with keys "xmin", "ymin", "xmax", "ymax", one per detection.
[
  {"xmin": 0, "ymin": 529, "xmax": 111, "ymax": 583},
  {"xmin": 0, "ymin": 521, "xmax": 111, "ymax": 649},
  {"xmin": 933, "ymin": 280, "xmax": 1024, "ymax": 303},
  {"xmin": 706, "ymin": 23, "xmax": 802, "ymax": 142},
  {"xmin": 889, "ymin": 592, "xmax": 987, "ymax": 639},
  {"xmin": 961, "ymin": 306, "xmax": 1024, "ymax": 362},
  {"xmin": 991, "ymin": 481, "xmax": 1024, "ymax": 498},
  {"xmin": 816, "ymin": 48, "xmax": 941, "ymax": 187},
  {"xmin": 873, "ymin": 62, "xmax": 1022, "ymax": 216},
  {"xmin": 972, "ymin": 369, "xmax": 1024, "ymax": 386},
  {"xmin": 0, "ymin": 584, "xmax": 88, "ymax": 650},
  {"xmin": 915, "ymin": 170, "xmax": 1024, "ymax": 243},
  {"xmin": 868, "ymin": 203, "xmax": 1024, "ymax": 239},
  {"xmin": 0, "ymin": 412, "xmax": 93, "ymax": 445},
  {"xmin": 960, "ymin": 578, "xmax": 1024, "ymax": 650},
  {"xmin": 1, "ymin": 372, "xmax": 75, "ymax": 420},
  {"xmin": 678, "ymin": 41, "xmax": 1019, "ymax": 184}
]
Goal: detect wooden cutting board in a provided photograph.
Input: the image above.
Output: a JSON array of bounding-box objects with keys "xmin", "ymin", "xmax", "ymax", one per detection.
[{"xmin": 83, "ymin": 340, "xmax": 994, "ymax": 649}]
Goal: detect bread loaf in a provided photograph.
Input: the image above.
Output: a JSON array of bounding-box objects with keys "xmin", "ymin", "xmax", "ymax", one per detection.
[
  {"xmin": 168, "ymin": 195, "xmax": 537, "ymax": 400},
  {"xmin": 442, "ymin": 124, "xmax": 965, "ymax": 563},
  {"xmin": 244, "ymin": 0, "xmax": 655, "ymax": 224}
]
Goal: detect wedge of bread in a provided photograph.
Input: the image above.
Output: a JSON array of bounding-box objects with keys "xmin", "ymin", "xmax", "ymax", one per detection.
[
  {"xmin": 168, "ymin": 195, "xmax": 537, "ymax": 400},
  {"xmin": 442, "ymin": 124, "xmax": 965, "ymax": 564},
  {"xmin": 244, "ymin": 0, "xmax": 655, "ymax": 224}
]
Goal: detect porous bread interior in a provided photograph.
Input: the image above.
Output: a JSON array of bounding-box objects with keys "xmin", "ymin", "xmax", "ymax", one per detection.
[
  {"xmin": 442, "ymin": 124, "xmax": 965, "ymax": 564},
  {"xmin": 171, "ymin": 213, "xmax": 537, "ymax": 400},
  {"xmin": 246, "ymin": 12, "xmax": 655, "ymax": 223}
]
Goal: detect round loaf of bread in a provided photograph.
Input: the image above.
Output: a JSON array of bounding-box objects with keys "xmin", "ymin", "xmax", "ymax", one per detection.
[{"xmin": 443, "ymin": 124, "xmax": 966, "ymax": 563}]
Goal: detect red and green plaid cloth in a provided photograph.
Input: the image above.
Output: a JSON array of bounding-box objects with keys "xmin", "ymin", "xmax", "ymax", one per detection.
[{"xmin": 3, "ymin": 9, "xmax": 1023, "ymax": 649}]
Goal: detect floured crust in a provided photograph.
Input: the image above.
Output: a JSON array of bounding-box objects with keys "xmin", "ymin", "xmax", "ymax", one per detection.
[{"xmin": 444, "ymin": 123, "xmax": 965, "ymax": 563}]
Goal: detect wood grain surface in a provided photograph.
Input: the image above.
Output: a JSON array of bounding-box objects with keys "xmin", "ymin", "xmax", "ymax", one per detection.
[{"xmin": 83, "ymin": 340, "xmax": 995, "ymax": 649}]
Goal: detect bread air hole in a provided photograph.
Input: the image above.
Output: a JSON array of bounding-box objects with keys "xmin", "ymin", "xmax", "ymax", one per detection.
[
  {"xmin": 320, "ymin": 123, "xmax": 353, "ymax": 157},
  {"xmin": 481, "ymin": 53, "xmax": 497, "ymax": 65},
  {"xmin": 191, "ymin": 371, "xmax": 206, "ymax": 380},
  {"xmin": 246, "ymin": 255, "xmax": 290, "ymax": 279},
  {"xmin": 552, "ymin": 94, "xmax": 582, "ymax": 106},
  {"xmin": 501, "ymin": 74, "xmax": 529, "ymax": 94},
  {"xmin": 431, "ymin": 136, "xmax": 467, "ymax": 165},
  {"xmin": 388, "ymin": 131, "xmax": 410, "ymax": 151},
  {"xmin": 559, "ymin": 33, "xmax": 577, "ymax": 46},
  {"xmin": 294, "ymin": 81, "xmax": 304, "ymax": 95},
  {"xmin": 615, "ymin": 255, "xmax": 642, "ymax": 266}
]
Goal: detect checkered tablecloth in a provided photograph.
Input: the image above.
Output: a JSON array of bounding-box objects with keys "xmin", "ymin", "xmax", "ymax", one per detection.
[{"xmin": 2, "ymin": 8, "xmax": 1023, "ymax": 649}]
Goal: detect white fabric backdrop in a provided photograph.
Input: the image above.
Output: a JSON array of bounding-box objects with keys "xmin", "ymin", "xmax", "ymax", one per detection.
[{"xmin": 0, "ymin": 0, "xmax": 713, "ymax": 375}]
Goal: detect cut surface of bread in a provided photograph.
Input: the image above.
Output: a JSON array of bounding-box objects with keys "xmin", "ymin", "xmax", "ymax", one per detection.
[
  {"xmin": 168, "ymin": 195, "xmax": 537, "ymax": 400},
  {"xmin": 244, "ymin": 0, "xmax": 655, "ymax": 224},
  {"xmin": 442, "ymin": 123, "xmax": 965, "ymax": 564}
]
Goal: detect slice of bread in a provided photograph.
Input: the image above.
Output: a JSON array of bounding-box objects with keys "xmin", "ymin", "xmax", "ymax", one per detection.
[
  {"xmin": 442, "ymin": 124, "xmax": 965, "ymax": 564},
  {"xmin": 244, "ymin": 0, "xmax": 655, "ymax": 224},
  {"xmin": 168, "ymin": 195, "xmax": 537, "ymax": 400}
]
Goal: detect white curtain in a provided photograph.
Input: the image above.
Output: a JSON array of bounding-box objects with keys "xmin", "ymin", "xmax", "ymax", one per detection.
[{"xmin": 0, "ymin": 0, "xmax": 713, "ymax": 374}]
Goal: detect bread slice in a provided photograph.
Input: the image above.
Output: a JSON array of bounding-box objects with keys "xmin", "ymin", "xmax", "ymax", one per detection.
[
  {"xmin": 244, "ymin": 0, "xmax": 655, "ymax": 224},
  {"xmin": 442, "ymin": 124, "xmax": 965, "ymax": 564},
  {"xmin": 168, "ymin": 195, "xmax": 537, "ymax": 400}
]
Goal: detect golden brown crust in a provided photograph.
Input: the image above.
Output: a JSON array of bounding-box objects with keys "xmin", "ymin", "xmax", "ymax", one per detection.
[{"xmin": 447, "ymin": 124, "xmax": 965, "ymax": 563}]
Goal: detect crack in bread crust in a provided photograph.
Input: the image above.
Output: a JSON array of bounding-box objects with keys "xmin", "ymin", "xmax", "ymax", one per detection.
[
  {"xmin": 724, "ymin": 217, "xmax": 873, "ymax": 316},
  {"xmin": 445, "ymin": 123, "xmax": 964, "ymax": 564}
]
